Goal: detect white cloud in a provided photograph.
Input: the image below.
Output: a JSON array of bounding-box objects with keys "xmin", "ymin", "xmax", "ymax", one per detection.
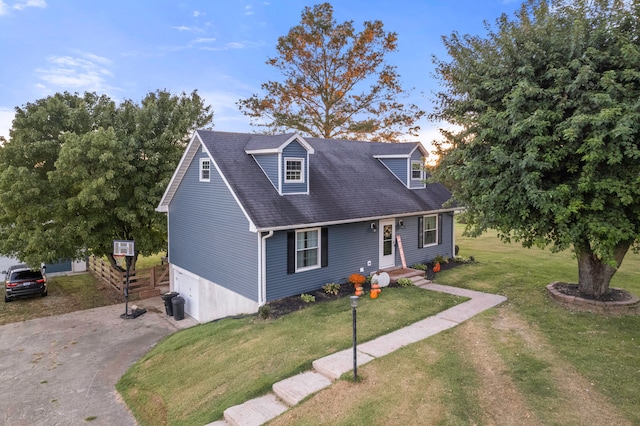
[
  {"xmin": 200, "ymin": 89, "xmax": 252, "ymax": 132},
  {"xmin": 13, "ymin": 0, "xmax": 46, "ymax": 11},
  {"xmin": 244, "ymin": 5, "xmax": 253, "ymax": 15},
  {"xmin": 0, "ymin": 107, "xmax": 15, "ymax": 141},
  {"xmin": 199, "ymin": 42, "xmax": 248, "ymax": 51},
  {"xmin": 171, "ymin": 25, "xmax": 204, "ymax": 33},
  {"xmin": 193, "ymin": 37, "xmax": 216, "ymax": 44},
  {"xmin": 414, "ymin": 122, "xmax": 461, "ymax": 164},
  {"xmin": 35, "ymin": 53, "xmax": 117, "ymax": 95},
  {"xmin": 193, "ymin": 10, "xmax": 204, "ymax": 17},
  {"xmin": 0, "ymin": 1, "xmax": 9, "ymax": 15}
]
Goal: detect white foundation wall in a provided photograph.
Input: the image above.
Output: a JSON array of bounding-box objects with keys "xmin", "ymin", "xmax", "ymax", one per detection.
[{"xmin": 171, "ymin": 264, "xmax": 259, "ymax": 323}]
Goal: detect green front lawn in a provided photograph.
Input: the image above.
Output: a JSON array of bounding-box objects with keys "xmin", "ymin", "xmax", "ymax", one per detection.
[
  {"xmin": 118, "ymin": 223, "xmax": 640, "ymax": 425},
  {"xmin": 116, "ymin": 286, "xmax": 464, "ymax": 425}
]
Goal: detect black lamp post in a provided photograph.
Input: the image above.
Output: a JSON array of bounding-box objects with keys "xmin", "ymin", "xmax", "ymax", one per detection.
[{"xmin": 350, "ymin": 295, "xmax": 359, "ymax": 380}]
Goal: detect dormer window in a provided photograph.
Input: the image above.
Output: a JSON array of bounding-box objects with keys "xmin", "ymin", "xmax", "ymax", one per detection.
[
  {"xmin": 285, "ymin": 158, "xmax": 304, "ymax": 183},
  {"xmin": 200, "ymin": 158, "xmax": 211, "ymax": 182},
  {"xmin": 411, "ymin": 160, "xmax": 424, "ymax": 181}
]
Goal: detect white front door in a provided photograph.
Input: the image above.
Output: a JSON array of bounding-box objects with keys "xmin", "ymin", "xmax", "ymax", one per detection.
[{"xmin": 379, "ymin": 219, "xmax": 395, "ymax": 268}]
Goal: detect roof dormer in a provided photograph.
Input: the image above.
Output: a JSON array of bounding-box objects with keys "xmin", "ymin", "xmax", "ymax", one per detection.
[
  {"xmin": 245, "ymin": 133, "xmax": 314, "ymax": 195},
  {"xmin": 373, "ymin": 143, "xmax": 427, "ymax": 189}
]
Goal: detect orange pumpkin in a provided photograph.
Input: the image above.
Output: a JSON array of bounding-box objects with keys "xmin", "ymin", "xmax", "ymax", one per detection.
[{"xmin": 433, "ymin": 262, "xmax": 441, "ymax": 273}]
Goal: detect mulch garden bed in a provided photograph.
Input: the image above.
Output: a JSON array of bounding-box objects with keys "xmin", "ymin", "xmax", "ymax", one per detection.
[
  {"xmin": 263, "ymin": 260, "xmax": 468, "ymax": 319},
  {"xmin": 552, "ymin": 282, "xmax": 633, "ymax": 302}
]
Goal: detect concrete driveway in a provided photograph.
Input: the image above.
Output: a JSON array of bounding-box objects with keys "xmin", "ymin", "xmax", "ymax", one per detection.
[{"xmin": 0, "ymin": 297, "xmax": 197, "ymax": 426}]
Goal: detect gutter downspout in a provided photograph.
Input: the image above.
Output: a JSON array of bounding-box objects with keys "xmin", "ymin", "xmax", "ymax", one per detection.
[{"xmin": 258, "ymin": 231, "xmax": 274, "ymax": 306}]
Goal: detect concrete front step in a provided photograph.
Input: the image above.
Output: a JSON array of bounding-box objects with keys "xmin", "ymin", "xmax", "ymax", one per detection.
[
  {"xmin": 382, "ymin": 267, "xmax": 426, "ymax": 282},
  {"xmin": 411, "ymin": 277, "xmax": 431, "ymax": 287}
]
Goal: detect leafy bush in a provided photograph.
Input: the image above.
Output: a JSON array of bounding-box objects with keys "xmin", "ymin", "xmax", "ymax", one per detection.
[
  {"xmin": 322, "ymin": 282, "xmax": 341, "ymax": 295},
  {"xmin": 397, "ymin": 278, "xmax": 414, "ymax": 287},
  {"xmin": 300, "ymin": 294, "xmax": 316, "ymax": 303},
  {"xmin": 411, "ymin": 263, "xmax": 427, "ymax": 271},
  {"xmin": 433, "ymin": 255, "xmax": 449, "ymax": 264},
  {"xmin": 258, "ymin": 305, "xmax": 271, "ymax": 319}
]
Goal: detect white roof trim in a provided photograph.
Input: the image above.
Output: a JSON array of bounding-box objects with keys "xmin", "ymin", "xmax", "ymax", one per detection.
[
  {"xmin": 245, "ymin": 133, "xmax": 315, "ymax": 155},
  {"xmin": 203, "ymin": 145, "xmax": 258, "ymax": 233},
  {"xmin": 373, "ymin": 154, "xmax": 411, "ymax": 159},
  {"xmin": 156, "ymin": 132, "xmax": 201, "ymax": 212},
  {"xmin": 254, "ymin": 207, "xmax": 460, "ymax": 232},
  {"xmin": 156, "ymin": 131, "xmax": 258, "ymax": 232}
]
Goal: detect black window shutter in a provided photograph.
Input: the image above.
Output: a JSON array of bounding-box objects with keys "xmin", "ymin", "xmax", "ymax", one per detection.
[
  {"xmin": 438, "ymin": 214, "xmax": 443, "ymax": 245},
  {"xmin": 321, "ymin": 228, "xmax": 328, "ymax": 267},
  {"xmin": 287, "ymin": 231, "xmax": 295, "ymax": 274},
  {"xmin": 417, "ymin": 216, "xmax": 423, "ymax": 248}
]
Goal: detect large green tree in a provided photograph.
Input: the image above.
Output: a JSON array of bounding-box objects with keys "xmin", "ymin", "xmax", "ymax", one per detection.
[
  {"xmin": 0, "ymin": 90, "xmax": 213, "ymax": 269},
  {"xmin": 237, "ymin": 2, "xmax": 424, "ymax": 142},
  {"xmin": 432, "ymin": 0, "xmax": 640, "ymax": 298}
]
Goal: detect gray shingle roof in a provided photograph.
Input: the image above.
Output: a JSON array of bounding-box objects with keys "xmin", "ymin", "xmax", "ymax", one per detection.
[
  {"xmin": 243, "ymin": 133, "xmax": 297, "ymax": 151},
  {"xmin": 197, "ymin": 130, "xmax": 454, "ymax": 230}
]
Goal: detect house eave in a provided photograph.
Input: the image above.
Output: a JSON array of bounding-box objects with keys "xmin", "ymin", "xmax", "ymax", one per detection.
[{"xmin": 254, "ymin": 207, "xmax": 460, "ymax": 232}]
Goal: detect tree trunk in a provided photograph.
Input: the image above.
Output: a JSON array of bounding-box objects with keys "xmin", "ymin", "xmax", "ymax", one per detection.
[{"xmin": 576, "ymin": 241, "xmax": 630, "ymax": 299}]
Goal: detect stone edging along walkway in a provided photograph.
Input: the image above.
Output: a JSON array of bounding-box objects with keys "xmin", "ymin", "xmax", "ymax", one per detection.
[
  {"xmin": 546, "ymin": 282, "xmax": 640, "ymax": 315},
  {"xmin": 207, "ymin": 282, "xmax": 507, "ymax": 426}
]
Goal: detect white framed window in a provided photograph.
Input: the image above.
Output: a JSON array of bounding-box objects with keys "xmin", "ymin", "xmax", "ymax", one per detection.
[
  {"xmin": 422, "ymin": 214, "xmax": 438, "ymax": 246},
  {"xmin": 411, "ymin": 160, "xmax": 424, "ymax": 180},
  {"xmin": 200, "ymin": 158, "xmax": 210, "ymax": 182},
  {"xmin": 285, "ymin": 157, "xmax": 304, "ymax": 183},
  {"xmin": 296, "ymin": 228, "xmax": 320, "ymax": 271}
]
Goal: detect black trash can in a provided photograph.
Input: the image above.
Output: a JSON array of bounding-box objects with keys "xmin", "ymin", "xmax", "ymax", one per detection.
[
  {"xmin": 172, "ymin": 296, "xmax": 185, "ymax": 321},
  {"xmin": 161, "ymin": 292, "xmax": 179, "ymax": 316}
]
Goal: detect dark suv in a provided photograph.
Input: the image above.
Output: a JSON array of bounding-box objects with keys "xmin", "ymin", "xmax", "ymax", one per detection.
[{"xmin": 4, "ymin": 264, "xmax": 47, "ymax": 302}]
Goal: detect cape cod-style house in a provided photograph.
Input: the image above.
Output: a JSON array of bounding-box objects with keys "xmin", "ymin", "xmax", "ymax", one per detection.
[{"xmin": 157, "ymin": 130, "xmax": 456, "ymax": 323}]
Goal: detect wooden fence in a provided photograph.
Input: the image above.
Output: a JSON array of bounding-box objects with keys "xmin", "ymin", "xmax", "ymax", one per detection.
[{"xmin": 88, "ymin": 256, "xmax": 170, "ymax": 299}]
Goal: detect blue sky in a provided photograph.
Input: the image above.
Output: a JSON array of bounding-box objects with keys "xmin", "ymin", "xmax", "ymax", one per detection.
[{"xmin": 0, "ymin": 0, "xmax": 521, "ymax": 147}]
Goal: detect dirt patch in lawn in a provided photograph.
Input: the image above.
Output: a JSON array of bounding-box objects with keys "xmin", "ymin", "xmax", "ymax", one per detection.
[{"xmin": 459, "ymin": 307, "xmax": 632, "ymax": 426}]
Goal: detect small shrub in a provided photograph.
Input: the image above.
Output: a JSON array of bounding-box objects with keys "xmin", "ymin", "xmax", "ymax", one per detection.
[
  {"xmin": 433, "ymin": 254, "xmax": 449, "ymax": 264},
  {"xmin": 300, "ymin": 293, "xmax": 316, "ymax": 303},
  {"xmin": 397, "ymin": 278, "xmax": 414, "ymax": 287},
  {"xmin": 348, "ymin": 273, "xmax": 366, "ymax": 286},
  {"xmin": 411, "ymin": 263, "xmax": 427, "ymax": 271},
  {"xmin": 258, "ymin": 305, "xmax": 271, "ymax": 319},
  {"xmin": 322, "ymin": 282, "xmax": 341, "ymax": 295}
]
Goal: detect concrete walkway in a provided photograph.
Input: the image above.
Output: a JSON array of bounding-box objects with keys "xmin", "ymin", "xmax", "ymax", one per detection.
[{"xmin": 208, "ymin": 282, "xmax": 507, "ymax": 426}]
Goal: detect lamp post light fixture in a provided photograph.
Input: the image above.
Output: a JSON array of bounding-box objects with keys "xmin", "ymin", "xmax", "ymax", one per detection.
[{"xmin": 350, "ymin": 295, "xmax": 359, "ymax": 380}]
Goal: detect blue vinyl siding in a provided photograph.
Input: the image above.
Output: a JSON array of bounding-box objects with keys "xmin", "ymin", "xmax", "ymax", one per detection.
[
  {"xmin": 168, "ymin": 151, "xmax": 259, "ymax": 300},
  {"xmin": 410, "ymin": 150, "xmax": 426, "ymax": 189},
  {"xmin": 44, "ymin": 260, "xmax": 73, "ymax": 273},
  {"xmin": 254, "ymin": 154, "xmax": 278, "ymax": 190},
  {"xmin": 264, "ymin": 214, "xmax": 454, "ymax": 301},
  {"xmin": 379, "ymin": 158, "xmax": 408, "ymax": 186},
  {"xmin": 265, "ymin": 222, "xmax": 378, "ymax": 301},
  {"xmin": 282, "ymin": 141, "xmax": 308, "ymax": 194},
  {"xmin": 395, "ymin": 213, "xmax": 454, "ymax": 265}
]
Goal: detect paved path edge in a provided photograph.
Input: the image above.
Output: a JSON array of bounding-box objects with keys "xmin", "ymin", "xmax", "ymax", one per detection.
[{"xmin": 210, "ymin": 284, "xmax": 506, "ymax": 426}]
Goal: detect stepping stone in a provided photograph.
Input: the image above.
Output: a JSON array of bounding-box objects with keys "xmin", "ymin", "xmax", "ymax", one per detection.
[
  {"xmin": 313, "ymin": 348, "xmax": 374, "ymax": 380},
  {"xmin": 273, "ymin": 371, "xmax": 332, "ymax": 406},
  {"xmin": 223, "ymin": 393, "xmax": 287, "ymax": 426}
]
